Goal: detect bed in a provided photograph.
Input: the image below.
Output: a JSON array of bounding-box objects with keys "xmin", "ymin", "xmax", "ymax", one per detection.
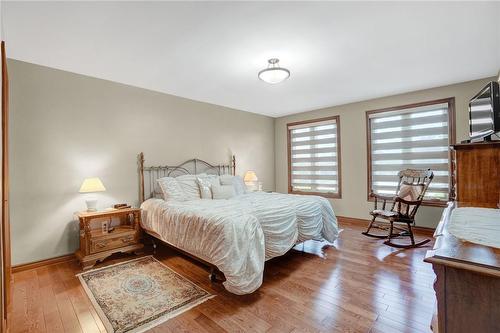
[{"xmin": 138, "ymin": 153, "xmax": 339, "ymax": 294}]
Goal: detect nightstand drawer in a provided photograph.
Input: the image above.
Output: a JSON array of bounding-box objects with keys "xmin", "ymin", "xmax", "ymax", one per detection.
[{"xmin": 90, "ymin": 234, "xmax": 136, "ymax": 254}]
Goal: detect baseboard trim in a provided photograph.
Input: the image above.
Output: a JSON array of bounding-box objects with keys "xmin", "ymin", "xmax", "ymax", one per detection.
[
  {"xmin": 12, "ymin": 253, "xmax": 76, "ymax": 273},
  {"xmin": 337, "ymin": 215, "xmax": 370, "ymax": 224},
  {"xmin": 337, "ymin": 215, "xmax": 436, "ymax": 236}
]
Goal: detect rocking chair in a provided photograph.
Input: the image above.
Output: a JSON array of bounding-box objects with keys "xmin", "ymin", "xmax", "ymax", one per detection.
[{"xmin": 362, "ymin": 169, "xmax": 433, "ymax": 249}]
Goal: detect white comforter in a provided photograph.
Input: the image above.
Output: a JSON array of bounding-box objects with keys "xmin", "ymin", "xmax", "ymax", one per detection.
[{"xmin": 140, "ymin": 192, "xmax": 338, "ymax": 294}]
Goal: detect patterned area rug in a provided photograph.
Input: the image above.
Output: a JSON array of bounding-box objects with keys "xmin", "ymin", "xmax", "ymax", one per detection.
[{"xmin": 78, "ymin": 256, "xmax": 214, "ymax": 333}]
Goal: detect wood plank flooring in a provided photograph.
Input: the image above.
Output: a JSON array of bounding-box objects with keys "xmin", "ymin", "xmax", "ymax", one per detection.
[{"xmin": 9, "ymin": 218, "xmax": 436, "ymax": 332}]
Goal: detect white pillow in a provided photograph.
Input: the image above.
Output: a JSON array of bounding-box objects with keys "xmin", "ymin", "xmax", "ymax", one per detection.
[
  {"xmin": 212, "ymin": 182, "xmax": 235, "ymax": 199},
  {"xmin": 219, "ymin": 174, "xmax": 234, "ymax": 185},
  {"xmin": 196, "ymin": 175, "xmax": 218, "ymax": 199},
  {"xmin": 233, "ymin": 175, "xmax": 247, "ymax": 195},
  {"xmin": 157, "ymin": 177, "xmax": 186, "ymax": 201},
  {"xmin": 176, "ymin": 174, "xmax": 201, "ymax": 200},
  {"xmin": 219, "ymin": 174, "xmax": 247, "ymax": 196}
]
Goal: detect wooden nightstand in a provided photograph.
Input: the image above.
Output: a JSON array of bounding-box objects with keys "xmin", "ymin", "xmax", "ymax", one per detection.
[{"xmin": 75, "ymin": 208, "xmax": 144, "ymax": 270}]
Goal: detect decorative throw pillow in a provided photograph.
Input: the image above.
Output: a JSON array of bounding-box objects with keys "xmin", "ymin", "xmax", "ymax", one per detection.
[
  {"xmin": 397, "ymin": 182, "xmax": 424, "ymax": 213},
  {"xmin": 196, "ymin": 175, "xmax": 218, "ymax": 199},
  {"xmin": 211, "ymin": 182, "xmax": 235, "ymax": 199},
  {"xmin": 156, "ymin": 177, "xmax": 187, "ymax": 201}
]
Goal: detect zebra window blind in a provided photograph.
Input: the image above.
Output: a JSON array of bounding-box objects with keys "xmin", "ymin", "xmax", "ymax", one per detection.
[
  {"xmin": 367, "ymin": 99, "xmax": 455, "ymax": 203},
  {"xmin": 288, "ymin": 116, "xmax": 341, "ymax": 197}
]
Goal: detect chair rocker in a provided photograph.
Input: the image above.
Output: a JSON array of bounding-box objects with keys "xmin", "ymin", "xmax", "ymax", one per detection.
[{"xmin": 362, "ymin": 169, "xmax": 433, "ymax": 249}]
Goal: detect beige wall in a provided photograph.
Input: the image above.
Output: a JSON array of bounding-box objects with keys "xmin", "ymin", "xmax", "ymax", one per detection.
[
  {"xmin": 8, "ymin": 59, "xmax": 275, "ymax": 265},
  {"xmin": 275, "ymin": 77, "xmax": 496, "ymax": 228}
]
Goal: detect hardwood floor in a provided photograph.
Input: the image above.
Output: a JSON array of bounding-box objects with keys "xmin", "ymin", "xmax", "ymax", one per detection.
[{"xmin": 9, "ymin": 218, "xmax": 436, "ymax": 333}]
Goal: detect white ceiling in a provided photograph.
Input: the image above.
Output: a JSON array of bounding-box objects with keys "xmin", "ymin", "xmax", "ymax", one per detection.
[{"xmin": 4, "ymin": 1, "xmax": 500, "ymax": 117}]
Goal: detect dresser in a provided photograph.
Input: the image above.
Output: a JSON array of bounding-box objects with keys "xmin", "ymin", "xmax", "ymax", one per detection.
[
  {"xmin": 425, "ymin": 202, "xmax": 500, "ymax": 333},
  {"xmin": 451, "ymin": 141, "xmax": 500, "ymax": 207}
]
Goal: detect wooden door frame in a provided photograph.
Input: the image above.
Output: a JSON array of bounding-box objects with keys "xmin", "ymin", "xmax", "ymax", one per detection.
[{"xmin": 1, "ymin": 40, "xmax": 10, "ymax": 333}]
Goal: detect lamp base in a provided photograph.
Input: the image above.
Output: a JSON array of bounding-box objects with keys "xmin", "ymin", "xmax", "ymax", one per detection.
[
  {"xmin": 245, "ymin": 181, "xmax": 260, "ymax": 192},
  {"xmin": 85, "ymin": 198, "xmax": 98, "ymax": 212}
]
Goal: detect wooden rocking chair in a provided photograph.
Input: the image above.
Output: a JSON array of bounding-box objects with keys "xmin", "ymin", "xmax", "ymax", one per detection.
[{"xmin": 362, "ymin": 169, "xmax": 433, "ymax": 249}]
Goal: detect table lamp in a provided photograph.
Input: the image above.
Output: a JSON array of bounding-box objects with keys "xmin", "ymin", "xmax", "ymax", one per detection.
[
  {"xmin": 244, "ymin": 171, "xmax": 259, "ymax": 191},
  {"xmin": 79, "ymin": 177, "xmax": 106, "ymax": 211}
]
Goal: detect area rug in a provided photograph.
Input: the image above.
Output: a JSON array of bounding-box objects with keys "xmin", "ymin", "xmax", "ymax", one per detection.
[{"xmin": 77, "ymin": 256, "xmax": 214, "ymax": 333}]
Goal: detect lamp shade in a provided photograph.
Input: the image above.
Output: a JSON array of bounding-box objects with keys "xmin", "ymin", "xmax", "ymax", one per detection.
[
  {"xmin": 79, "ymin": 177, "xmax": 106, "ymax": 193},
  {"xmin": 243, "ymin": 171, "xmax": 258, "ymax": 183},
  {"xmin": 258, "ymin": 58, "xmax": 290, "ymax": 84},
  {"xmin": 258, "ymin": 67, "xmax": 290, "ymax": 84}
]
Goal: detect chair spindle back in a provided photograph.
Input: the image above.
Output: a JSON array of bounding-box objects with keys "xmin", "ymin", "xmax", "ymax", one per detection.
[{"xmin": 390, "ymin": 168, "xmax": 434, "ymax": 219}]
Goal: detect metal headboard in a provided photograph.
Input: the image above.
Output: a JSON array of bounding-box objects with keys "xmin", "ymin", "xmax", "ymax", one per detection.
[{"xmin": 138, "ymin": 152, "xmax": 236, "ymax": 203}]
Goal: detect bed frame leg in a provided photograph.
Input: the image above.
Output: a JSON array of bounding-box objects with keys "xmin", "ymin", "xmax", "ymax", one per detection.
[
  {"xmin": 151, "ymin": 238, "xmax": 157, "ymax": 255},
  {"xmin": 209, "ymin": 267, "xmax": 217, "ymax": 282}
]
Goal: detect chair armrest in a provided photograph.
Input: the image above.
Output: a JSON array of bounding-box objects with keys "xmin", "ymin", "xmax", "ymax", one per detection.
[
  {"xmin": 394, "ymin": 197, "xmax": 421, "ymax": 206},
  {"xmin": 370, "ymin": 193, "xmax": 395, "ymax": 201}
]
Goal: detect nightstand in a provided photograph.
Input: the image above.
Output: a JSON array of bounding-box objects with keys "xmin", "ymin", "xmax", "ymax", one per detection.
[{"xmin": 75, "ymin": 208, "xmax": 144, "ymax": 270}]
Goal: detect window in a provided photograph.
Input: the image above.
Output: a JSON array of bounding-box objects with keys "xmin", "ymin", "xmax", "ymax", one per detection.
[
  {"xmin": 366, "ymin": 98, "xmax": 455, "ymax": 205},
  {"xmin": 287, "ymin": 116, "xmax": 341, "ymax": 198}
]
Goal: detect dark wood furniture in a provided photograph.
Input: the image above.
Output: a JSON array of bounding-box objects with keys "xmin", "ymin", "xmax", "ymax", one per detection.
[
  {"xmin": 75, "ymin": 208, "xmax": 143, "ymax": 270},
  {"xmin": 425, "ymin": 201, "xmax": 500, "ymax": 333},
  {"xmin": 363, "ymin": 169, "xmax": 433, "ymax": 248},
  {"xmin": 451, "ymin": 141, "xmax": 500, "ymax": 208}
]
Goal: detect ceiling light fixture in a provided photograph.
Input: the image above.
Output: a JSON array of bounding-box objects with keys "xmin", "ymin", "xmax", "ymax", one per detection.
[{"xmin": 258, "ymin": 58, "xmax": 290, "ymax": 84}]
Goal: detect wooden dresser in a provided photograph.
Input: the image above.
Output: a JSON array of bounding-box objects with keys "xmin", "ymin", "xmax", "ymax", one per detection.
[
  {"xmin": 425, "ymin": 202, "xmax": 500, "ymax": 333},
  {"xmin": 426, "ymin": 142, "xmax": 500, "ymax": 332},
  {"xmin": 451, "ymin": 141, "xmax": 500, "ymax": 207}
]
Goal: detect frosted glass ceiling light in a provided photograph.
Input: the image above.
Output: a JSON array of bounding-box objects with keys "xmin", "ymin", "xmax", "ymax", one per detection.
[{"xmin": 258, "ymin": 58, "xmax": 290, "ymax": 84}]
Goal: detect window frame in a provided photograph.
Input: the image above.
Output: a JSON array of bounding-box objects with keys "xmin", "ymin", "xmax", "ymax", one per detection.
[
  {"xmin": 287, "ymin": 115, "xmax": 342, "ymax": 199},
  {"xmin": 366, "ymin": 97, "xmax": 456, "ymax": 207}
]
